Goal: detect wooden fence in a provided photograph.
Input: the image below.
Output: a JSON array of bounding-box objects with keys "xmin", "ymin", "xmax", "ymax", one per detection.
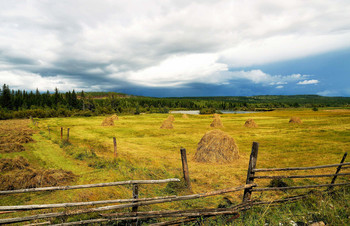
[
  {"xmin": 1, "ymin": 143, "xmax": 349, "ymax": 225},
  {"xmin": 242, "ymin": 142, "xmax": 350, "ymax": 202}
]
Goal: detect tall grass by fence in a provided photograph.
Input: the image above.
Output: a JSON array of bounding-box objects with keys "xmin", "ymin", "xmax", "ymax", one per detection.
[{"xmin": 1, "ymin": 143, "xmax": 349, "ymax": 225}]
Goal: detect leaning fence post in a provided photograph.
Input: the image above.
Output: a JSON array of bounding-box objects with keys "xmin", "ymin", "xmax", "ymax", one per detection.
[
  {"xmin": 180, "ymin": 148, "xmax": 192, "ymax": 190},
  {"xmin": 113, "ymin": 137, "xmax": 117, "ymax": 158},
  {"xmin": 67, "ymin": 128, "xmax": 70, "ymax": 143},
  {"xmin": 60, "ymin": 127, "xmax": 63, "ymax": 140},
  {"xmin": 328, "ymin": 152, "xmax": 347, "ymax": 191},
  {"xmin": 132, "ymin": 184, "xmax": 139, "ymax": 226},
  {"xmin": 243, "ymin": 142, "xmax": 259, "ymax": 202}
]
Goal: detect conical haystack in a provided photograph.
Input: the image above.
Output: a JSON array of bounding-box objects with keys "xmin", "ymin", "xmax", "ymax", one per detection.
[
  {"xmin": 194, "ymin": 130, "xmax": 239, "ymax": 163},
  {"xmin": 244, "ymin": 119, "xmax": 258, "ymax": 128},
  {"xmin": 289, "ymin": 116, "xmax": 302, "ymax": 124},
  {"xmin": 101, "ymin": 117, "xmax": 114, "ymax": 126},
  {"xmin": 182, "ymin": 114, "xmax": 189, "ymax": 119},
  {"xmin": 213, "ymin": 113, "xmax": 220, "ymax": 118},
  {"xmin": 167, "ymin": 115, "xmax": 175, "ymax": 122},
  {"xmin": 160, "ymin": 120, "xmax": 173, "ymax": 129},
  {"xmin": 111, "ymin": 114, "xmax": 119, "ymax": 120},
  {"xmin": 210, "ymin": 114, "xmax": 223, "ymax": 128}
]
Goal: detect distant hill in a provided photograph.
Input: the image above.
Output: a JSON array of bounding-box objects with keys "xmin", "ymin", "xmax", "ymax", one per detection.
[
  {"xmin": 167, "ymin": 95, "xmax": 350, "ymax": 106},
  {"xmin": 80, "ymin": 92, "xmax": 137, "ymax": 99}
]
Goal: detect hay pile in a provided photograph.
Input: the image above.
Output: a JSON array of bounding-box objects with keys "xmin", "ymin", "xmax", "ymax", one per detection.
[
  {"xmin": 160, "ymin": 115, "xmax": 175, "ymax": 129},
  {"xmin": 0, "ymin": 156, "xmax": 76, "ymax": 190},
  {"xmin": 210, "ymin": 114, "xmax": 223, "ymax": 128},
  {"xmin": 111, "ymin": 114, "xmax": 119, "ymax": 120},
  {"xmin": 160, "ymin": 119, "xmax": 173, "ymax": 129},
  {"xmin": 244, "ymin": 119, "xmax": 258, "ymax": 128},
  {"xmin": 0, "ymin": 119, "xmax": 34, "ymax": 153},
  {"xmin": 182, "ymin": 114, "xmax": 189, "ymax": 119},
  {"xmin": 0, "ymin": 169, "xmax": 76, "ymax": 190},
  {"xmin": 194, "ymin": 130, "xmax": 239, "ymax": 163},
  {"xmin": 167, "ymin": 115, "xmax": 175, "ymax": 122},
  {"xmin": 0, "ymin": 143, "xmax": 26, "ymax": 153},
  {"xmin": 101, "ymin": 117, "xmax": 115, "ymax": 126},
  {"xmin": 289, "ymin": 116, "xmax": 302, "ymax": 124},
  {"xmin": 0, "ymin": 156, "xmax": 29, "ymax": 171}
]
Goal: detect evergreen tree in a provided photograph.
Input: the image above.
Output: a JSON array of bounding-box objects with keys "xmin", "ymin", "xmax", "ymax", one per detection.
[{"xmin": 0, "ymin": 84, "xmax": 12, "ymax": 109}]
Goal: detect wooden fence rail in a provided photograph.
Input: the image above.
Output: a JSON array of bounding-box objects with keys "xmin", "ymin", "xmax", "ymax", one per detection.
[
  {"xmin": 1, "ymin": 142, "xmax": 349, "ymax": 225},
  {"xmin": 253, "ymin": 162, "xmax": 350, "ymax": 172},
  {"xmin": 0, "ymin": 184, "xmax": 255, "ymax": 224},
  {"xmin": 0, "ymin": 179, "xmax": 180, "ymax": 195},
  {"xmin": 243, "ymin": 143, "xmax": 349, "ymax": 204},
  {"xmin": 252, "ymin": 172, "xmax": 350, "ymax": 179}
]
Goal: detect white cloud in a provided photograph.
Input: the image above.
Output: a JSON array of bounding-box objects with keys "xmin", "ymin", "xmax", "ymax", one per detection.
[
  {"xmin": 0, "ymin": 0, "xmax": 349, "ymax": 91},
  {"xmin": 111, "ymin": 54, "xmax": 228, "ymax": 87},
  {"xmin": 225, "ymin": 70, "xmax": 310, "ymax": 86},
  {"xmin": 276, "ymin": 86, "xmax": 284, "ymax": 89},
  {"xmin": 297, "ymin": 79, "xmax": 319, "ymax": 85},
  {"xmin": 0, "ymin": 70, "xmax": 103, "ymax": 91},
  {"xmin": 317, "ymin": 90, "xmax": 339, "ymax": 96}
]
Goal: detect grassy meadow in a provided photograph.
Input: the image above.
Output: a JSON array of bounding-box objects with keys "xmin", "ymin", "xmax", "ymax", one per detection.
[{"xmin": 1, "ymin": 108, "xmax": 350, "ymax": 224}]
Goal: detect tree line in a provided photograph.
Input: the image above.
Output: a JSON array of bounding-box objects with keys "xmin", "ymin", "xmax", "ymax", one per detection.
[{"xmin": 1, "ymin": 84, "xmax": 350, "ymax": 119}]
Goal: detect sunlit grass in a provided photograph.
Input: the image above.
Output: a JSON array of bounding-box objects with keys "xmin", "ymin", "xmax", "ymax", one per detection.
[{"xmin": 1, "ymin": 109, "xmax": 350, "ymax": 219}]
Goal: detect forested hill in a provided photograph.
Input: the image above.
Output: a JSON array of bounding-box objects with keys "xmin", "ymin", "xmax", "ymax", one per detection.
[
  {"xmin": 1, "ymin": 84, "xmax": 350, "ymax": 119},
  {"xmin": 168, "ymin": 95, "xmax": 350, "ymax": 106}
]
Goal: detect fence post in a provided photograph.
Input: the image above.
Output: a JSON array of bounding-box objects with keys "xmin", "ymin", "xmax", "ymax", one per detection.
[
  {"xmin": 328, "ymin": 152, "xmax": 347, "ymax": 191},
  {"xmin": 67, "ymin": 128, "xmax": 70, "ymax": 143},
  {"xmin": 132, "ymin": 184, "xmax": 139, "ymax": 226},
  {"xmin": 243, "ymin": 142, "xmax": 259, "ymax": 202},
  {"xmin": 180, "ymin": 148, "xmax": 192, "ymax": 190},
  {"xmin": 61, "ymin": 127, "xmax": 63, "ymax": 140},
  {"xmin": 113, "ymin": 137, "xmax": 117, "ymax": 158}
]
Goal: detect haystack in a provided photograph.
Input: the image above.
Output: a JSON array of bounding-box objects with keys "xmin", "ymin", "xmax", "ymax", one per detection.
[
  {"xmin": 244, "ymin": 119, "xmax": 258, "ymax": 128},
  {"xmin": 167, "ymin": 115, "xmax": 175, "ymax": 122},
  {"xmin": 160, "ymin": 120, "xmax": 173, "ymax": 129},
  {"xmin": 182, "ymin": 114, "xmax": 189, "ymax": 119},
  {"xmin": 111, "ymin": 114, "xmax": 119, "ymax": 120},
  {"xmin": 101, "ymin": 117, "xmax": 114, "ymax": 126},
  {"xmin": 289, "ymin": 116, "xmax": 302, "ymax": 124},
  {"xmin": 213, "ymin": 113, "xmax": 220, "ymax": 118},
  {"xmin": 210, "ymin": 114, "xmax": 223, "ymax": 128},
  {"xmin": 194, "ymin": 130, "xmax": 239, "ymax": 163}
]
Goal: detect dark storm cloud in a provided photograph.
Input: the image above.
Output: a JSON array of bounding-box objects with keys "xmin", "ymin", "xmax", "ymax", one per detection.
[{"xmin": 0, "ymin": 0, "xmax": 350, "ymax": 96}]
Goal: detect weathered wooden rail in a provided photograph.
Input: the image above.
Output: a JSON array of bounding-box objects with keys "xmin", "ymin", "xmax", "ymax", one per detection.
[
  {"xmin": 1, "ymin": 144, "xmax": 349, "ymax": 225},
  {"xmin": 243, "ymin": 143, "xmax": 349, "ymax": 202},
  {"xmin": 0, "ymin": 183, "xmax": 254, "ymax": 224}
]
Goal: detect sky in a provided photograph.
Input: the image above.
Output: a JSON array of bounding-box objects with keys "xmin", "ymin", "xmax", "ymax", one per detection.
[{"xmin": 0, "ymin": 0, "xmax": 350, "ymax": 97}]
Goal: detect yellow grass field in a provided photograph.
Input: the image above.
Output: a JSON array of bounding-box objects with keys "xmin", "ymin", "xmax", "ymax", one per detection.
[{"xmin": 1, "ymin": 109, "xmax": 350, "ymax": 219}]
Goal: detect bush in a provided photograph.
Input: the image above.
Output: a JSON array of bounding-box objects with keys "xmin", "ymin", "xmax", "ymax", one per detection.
[{"xmin": 199, "ymin": 108, "xmax": 216, "ymax": 114}]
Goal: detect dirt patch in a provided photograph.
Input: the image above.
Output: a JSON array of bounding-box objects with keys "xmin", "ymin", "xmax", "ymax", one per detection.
[
  {"xmin": 244, "ymin": 119, "xmax": 258, "ymax": 128},
  {"xmin": 194, "ymin": 129, "xmax": 239, "ymax": 163}
]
